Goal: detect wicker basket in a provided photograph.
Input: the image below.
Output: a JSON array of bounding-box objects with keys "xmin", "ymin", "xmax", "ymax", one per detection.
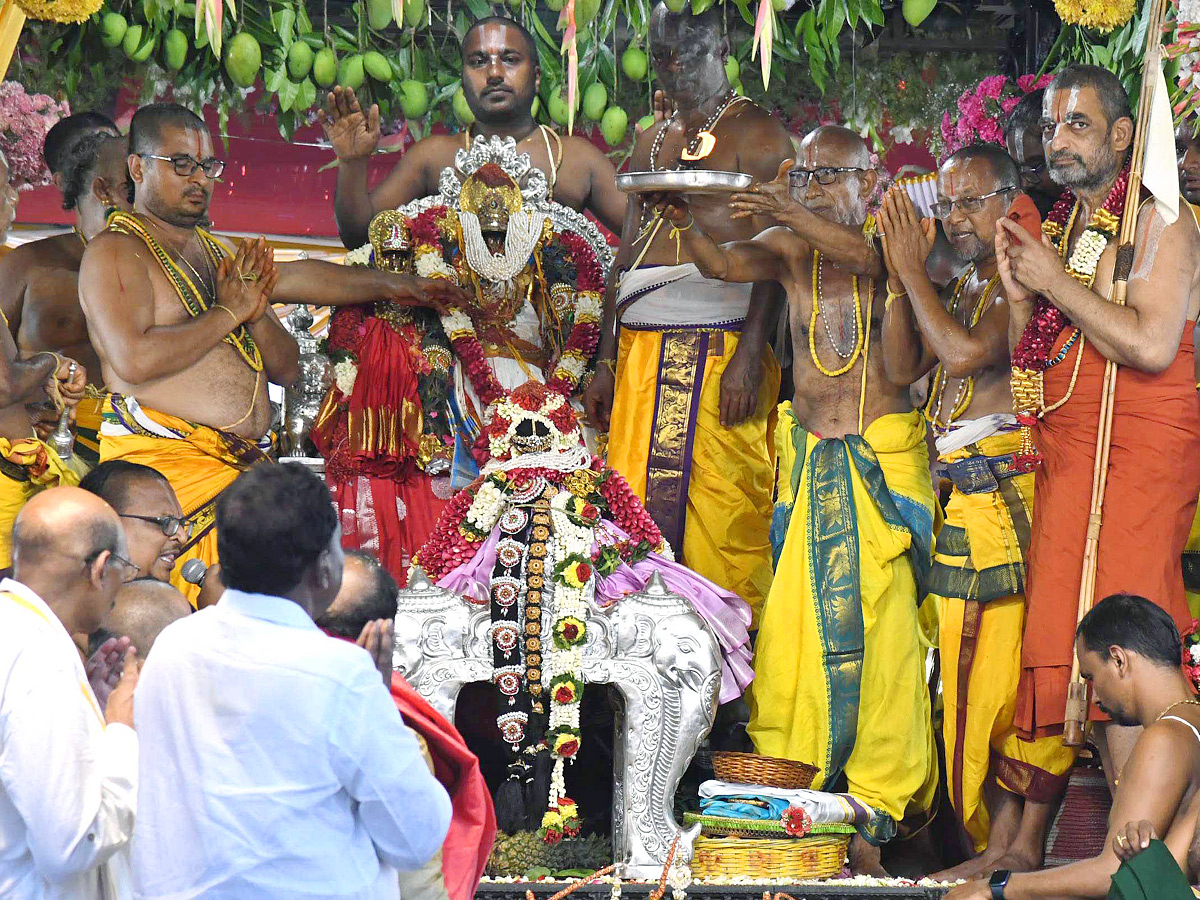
[
  {"xmin": 710, "ymin": 751, "xmax": 819, "ymax": 789},
  {"xmin": 690, "ymin": 831, "xmax": 853, "ymax": 880}
]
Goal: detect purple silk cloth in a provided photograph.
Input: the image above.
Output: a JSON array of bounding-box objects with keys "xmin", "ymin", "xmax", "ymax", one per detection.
[{"xmin": 437, "ymin": 522, "xmax": 754, "ymax": 703}]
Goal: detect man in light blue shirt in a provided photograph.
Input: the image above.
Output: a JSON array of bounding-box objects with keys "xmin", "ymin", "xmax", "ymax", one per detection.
[{"xmin": 132, "ymin": 463, "xmax": 451, "ymax": 899}]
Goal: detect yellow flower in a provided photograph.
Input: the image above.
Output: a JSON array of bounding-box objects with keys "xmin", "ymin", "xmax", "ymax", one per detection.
[
  {"xmin": 541, "ymin": 810, "xmax": 564, "ymax": 829},
  {"xmin": 1053, "ymin": 0, "xmax": 1134, "ymax": 31},
  {"xmin": 17, "ymin": 0, "xmax": 101, "ymax": 21}
]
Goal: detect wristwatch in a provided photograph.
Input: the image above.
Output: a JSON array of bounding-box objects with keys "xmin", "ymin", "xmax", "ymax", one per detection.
[{"xmin": 989, "ymin": 869, "xmax": 1012, "ymax": 900}]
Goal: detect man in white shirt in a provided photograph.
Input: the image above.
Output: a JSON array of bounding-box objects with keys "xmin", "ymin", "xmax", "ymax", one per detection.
[
  {"xmin": 132, "ymin": 463, "xmax": 452, "ymax": 900},
  {"xmin": 0, "ymin": 486, "xmax": 141, "ymax": 899}
]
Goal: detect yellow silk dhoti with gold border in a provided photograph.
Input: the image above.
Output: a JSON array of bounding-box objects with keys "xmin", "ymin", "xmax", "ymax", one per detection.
[
  {"xmin": 99, "ymin": 394, "xmax": 271, "ymax": 606},
  {"xmin": 749, "ymin": 405, "xmax": 938, "ymax": 844},
  {"xmin": 930, "ymin": 428, "xmax": 1076, "ymax": 852},
  {"xmin": 0, "ymin": 437, "xmax": 81, "ymax": 567},
  {"xmin": 607, "ymin": 266, "xmax": 778, "ymax": 621}
]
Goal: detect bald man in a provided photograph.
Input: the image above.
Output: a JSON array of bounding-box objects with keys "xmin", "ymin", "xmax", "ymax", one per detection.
[
  {"xmin": 103, "ymin": 579, "xmax": 190, "ymax": 661},
  {"xmin": 0, "ymin": 486, "xmax": 139, "ymax": 899},
  {"xmin": 664, "ymin": 124, "xmax": 938, "ymax": 872}
]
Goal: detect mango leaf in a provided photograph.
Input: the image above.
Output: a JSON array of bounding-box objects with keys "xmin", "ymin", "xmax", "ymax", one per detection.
[
  {"xmin": 296, "ymin": 76, "xmax": 317, "ymax": 111},
  {"xmin": 265, "ymin": 64, "xmax": 288, "ymax": 92},
  {"xmin": 277, "ymin": 77, "xmax": 300, "ymax": 111},
  {"xmin": 463, "ymin": 0, "xmax": 490, "ymax": 18}
]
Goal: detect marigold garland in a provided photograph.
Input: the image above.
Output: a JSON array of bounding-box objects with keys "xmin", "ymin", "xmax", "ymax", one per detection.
[{"xmin": 1053, "ymin": 0, "xmax": 1136, "ymax": 32}]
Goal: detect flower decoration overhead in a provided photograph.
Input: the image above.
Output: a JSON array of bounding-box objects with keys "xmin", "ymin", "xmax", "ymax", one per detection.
[
  {"xmin": 0, "ymin": 82, "xmax": 69, "ymax": 189},
  {"xmin": 1053, "ymin": 0, "xmax": 1136, "ymax": 33},
  {"xmin": 937, "ymin": 73, "xmax": 1053, "ymax": 159}
]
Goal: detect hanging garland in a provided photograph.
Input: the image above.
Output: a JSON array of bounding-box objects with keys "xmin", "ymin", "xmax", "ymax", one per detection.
[{"xmin": 1010, "ymin": 166, "xmax": 1128, "ymax": 467}]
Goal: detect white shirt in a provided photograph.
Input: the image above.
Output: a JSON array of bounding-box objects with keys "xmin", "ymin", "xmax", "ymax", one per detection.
[
  {"xmin": 0, "ymin": 577, "xmax": 137, "ymax": 899},
  {"xmin": 132, "ymin": 588, "xmax": 451, "ymax": 900}
]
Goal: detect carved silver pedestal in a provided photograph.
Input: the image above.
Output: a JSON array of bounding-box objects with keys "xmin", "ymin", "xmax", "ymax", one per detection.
[{"xmin": 394, "ymin": 568, "xmax": 720, "ymax": 878}]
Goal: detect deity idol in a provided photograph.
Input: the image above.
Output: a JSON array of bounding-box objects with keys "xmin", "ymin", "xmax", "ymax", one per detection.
[
  {"xmin": 416, "ymin": 380, "xmax": 753, "ymax": 837},
  {"xmin": 314, "ymin": 136, "xmax": 611, "ymax": 583}
]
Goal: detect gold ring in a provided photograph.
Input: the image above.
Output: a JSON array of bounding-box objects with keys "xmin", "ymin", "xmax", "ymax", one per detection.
[{"xmin": 1117, "ymin": 834, "xmax": 1127, "ymax": 846}]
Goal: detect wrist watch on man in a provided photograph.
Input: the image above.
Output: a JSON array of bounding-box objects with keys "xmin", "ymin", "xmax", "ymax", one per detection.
[{"xmin": 989, "ymin": 869, "xmax": 1012, "ymax": 900}]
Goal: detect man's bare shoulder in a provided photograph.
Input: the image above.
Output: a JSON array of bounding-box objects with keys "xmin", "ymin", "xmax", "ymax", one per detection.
[
  {"xmin": 561, "ymin": 134, "xmax": 617, "ymax": 172},
  {"xmin": 1133, "ymin": 715, "xmax": 1200, "ymax": 772},
  {"xmin": 754, "ymin": 225, "xmax": 802, "ymax": 258},
  {"xmin": 80, "ymin": 230, "xmax": 153, "ymax": 286},
  {"xmin": 404, "ymin": 132, "xmax": 462, "ymax": 166},
  {"xmin": 0, "ymin": 234, "xmax": 78, "ymax": 274}
]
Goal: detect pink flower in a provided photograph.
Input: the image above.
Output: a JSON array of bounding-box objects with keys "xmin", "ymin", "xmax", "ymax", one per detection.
[
  {"xmin": 979, "ymin": 75, "xmax": 1008, "ymax": 99},
  {"xmin": 1001, "ymin": 96, "xmax": 1021, "ymax": 115}
]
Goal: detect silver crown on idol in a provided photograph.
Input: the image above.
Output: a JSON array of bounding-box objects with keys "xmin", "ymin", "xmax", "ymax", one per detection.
[{"xmin": 393, "ymin": 133, "xmax": 614, "ymax": 276}]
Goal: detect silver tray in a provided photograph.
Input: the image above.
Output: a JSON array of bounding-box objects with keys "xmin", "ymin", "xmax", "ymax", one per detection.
[{"xmin": 616, "ymin": 170, "xmax": 754, "ymax": 195}]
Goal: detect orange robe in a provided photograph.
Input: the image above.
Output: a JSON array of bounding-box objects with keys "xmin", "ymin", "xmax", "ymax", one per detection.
[{"xmin": 1018, "ymin": 326, "xmax": 1200, "ymax": 738}]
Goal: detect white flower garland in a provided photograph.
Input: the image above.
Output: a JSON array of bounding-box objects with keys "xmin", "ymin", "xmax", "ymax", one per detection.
[
  {"xmin": 415, "ymin": 246, "xmax": 457, "ymax": 281},
  {"xmin": 344, "ymin": 243, "xmax": 373, "ymax": 267},
  {"xmin": 465, "ymin": 480, "xmax": 508, "ymax": 534},
  {"xmin": 460, "ymin": 209, "xmax": 548, "ymax": 285},
  {"xmin": 333, "ymin": 358, "xmax": 358, "ymax": 396}
]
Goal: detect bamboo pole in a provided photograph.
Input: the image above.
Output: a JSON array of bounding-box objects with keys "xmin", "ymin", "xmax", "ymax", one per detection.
[
  {"xmin": 0, "ymin": 0, "xmax": 26, "ymax": 80},
  {"xmin": 1063, "ymin": 0, "xmax": 1170, "ymax": 747}
]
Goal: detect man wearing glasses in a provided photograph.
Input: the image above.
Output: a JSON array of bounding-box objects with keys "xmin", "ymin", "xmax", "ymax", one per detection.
[
  {"xmin": 0, "ymin": 486, "xmax": 141, "ymax": 899},
  {"xmin": 1004, "ymin": 90, "xmax": 1059, "ymax": 218},
  {"xmin": 80, "ymin": 460, "xmax": 190, "ymax": 588},
  {"xmin": 79, "ymin": 103, "xmax": 469, "ymax": 605},
  {"xmin": 877, "ymin": 147, "xmax": 1076, "ymax": 880},
  {"xmin": 658, "ymin": 124, "xmax": 938, "ymax": 875}
]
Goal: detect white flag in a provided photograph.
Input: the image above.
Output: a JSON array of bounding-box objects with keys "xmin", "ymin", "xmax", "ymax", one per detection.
[{"xmin": 1143, "ymin": 59, "xmax": 1181, "ymax": 225}]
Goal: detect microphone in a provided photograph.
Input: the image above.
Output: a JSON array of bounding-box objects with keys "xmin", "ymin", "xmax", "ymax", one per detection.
[{"xmin": 181, "ymin": 559, "xmax": 208, "ymax": 587}]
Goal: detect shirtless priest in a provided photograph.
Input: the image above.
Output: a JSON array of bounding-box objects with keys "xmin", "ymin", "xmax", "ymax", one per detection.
[
  {"xmin": 947, "ymin": 594, "xmax": 1200, "ymax": 900},
  {"xmin": 659, "ymin": 125, "xmax": 938, "ymax": 872},
  {"xmin": 79, "ymin": 103, "xmax": 467, "ymax": 605}
]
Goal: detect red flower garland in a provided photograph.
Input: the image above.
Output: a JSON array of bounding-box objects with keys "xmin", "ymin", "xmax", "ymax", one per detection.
[
  {"xmin": 599, "ymin": 468, "xmax": 665, "ymax": 550},
  {"xmin": 1011, "ymin": 169, "xmax": 1129, "ymax": 373}
]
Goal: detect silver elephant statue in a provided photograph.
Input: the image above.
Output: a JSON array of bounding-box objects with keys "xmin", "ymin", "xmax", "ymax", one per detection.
[{"xmin": 394, "ymin": 568, "xmax": 720, "ymax": 878}]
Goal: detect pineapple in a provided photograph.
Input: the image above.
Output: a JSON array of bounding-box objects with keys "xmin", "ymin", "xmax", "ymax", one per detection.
[{"xmin": 486, "ymin": 830, "xmax": 545, "ymax": 877}]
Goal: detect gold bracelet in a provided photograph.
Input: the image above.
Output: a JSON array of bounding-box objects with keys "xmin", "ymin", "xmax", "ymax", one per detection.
[{"xmin": 212, "ymin": 304, "xmax": 240, "ymax": 330}]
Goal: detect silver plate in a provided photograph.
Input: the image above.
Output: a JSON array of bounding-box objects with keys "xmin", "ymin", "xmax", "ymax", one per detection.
[{"xmin": 616, "ymin": 170, "xmax": 754, "ymax": 195}]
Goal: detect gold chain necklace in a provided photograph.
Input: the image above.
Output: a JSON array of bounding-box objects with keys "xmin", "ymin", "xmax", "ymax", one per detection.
[
  {"xmin": 1156, "ymin": 698, "xmax": 1200, "ymax": 721},
  {"xmin": 809, "ymin": 249, "xmax": 864, "ymax": 377},
  {"xmin": 924, "ymin": 266, "xmax": 1001, "ymax": 430}
]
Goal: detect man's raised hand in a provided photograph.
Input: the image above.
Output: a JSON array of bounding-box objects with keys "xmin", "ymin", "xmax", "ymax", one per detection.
[
  {"xmin": 878, "ymin": 187, "xmax": 934, "ymax": 285},
  {"xmin": 729, "ymin": 159, "xmax": 795, "ymax": 222},
  {"xmin": 87, "ymin": 635, "xmax": 133, "ymax": 710},
  {"xmin": 318, "ymin": 87, "xmax": 381, "ymax": 162},
  {"xmin": 104, "ymin": 647, "xmax": 140, "ymax": 729},
  {"xmin": 356, "ymin": 617, "xmax": 395, "ymax": 686},
  {"xmin": 217, "ymin": 237, "xmax": 278, "ymax": 325}
]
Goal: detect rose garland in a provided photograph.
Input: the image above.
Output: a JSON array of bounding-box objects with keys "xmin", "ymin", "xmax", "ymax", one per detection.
[
  {"xmin": 1182, "ymin": 621, "xmax": 1200, "ymax": 693},
  {"xmin": 1010, "ymin": 166, "xmax": 1128, "ymax": 467}
]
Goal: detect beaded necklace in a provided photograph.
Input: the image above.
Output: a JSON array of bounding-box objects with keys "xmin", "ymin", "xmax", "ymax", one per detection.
[
  {"xmin": 649, "ymin": 90, "xmax": 742, "ymax": 172},
  {"xmin": 923, "ymin": 265, "xmax": 1001, "ymax": 431},
  {"xmin": 808, "ymin": 216, "xmax": 877, "ymax": 378},
  {"xmin": 107, "ymin": 211, "xmax": 263, "ymax": 373},
  {"xmin": 1010, "ymin": 168, "xmax": 1128, "ymax": 466}
]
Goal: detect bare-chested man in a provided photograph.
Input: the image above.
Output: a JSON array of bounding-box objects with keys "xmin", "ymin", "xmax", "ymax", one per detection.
[
  {"xmin": 0, "ymin": 146, "xmax": 89, "ymax": 571},
  {"xmin": 995, "ymin": 64, "xmax": 1200, "ymax": 804},
  {"xmin": 948, "ymin": 594, "xmax": 1200, "ymax": 899},
  {"xmin": 877, "ymin": 147, "xmax": 1075, "ymax": 878},
  {"xmin": 323, "ymin": 16, "xmax": 627, "ymax": 247},
  {"xmin": 80, "ymin": 103, "xmax": 466, "ymax": 604},
  {"xmin": 310, "ymin": 16, "xmax": 630, "ymax": 582},
  {"xmin": 659, "ymin": 124, "xmax": 937, "ymax": 872},
  {"xmin": 578, "ymin": 3, "xmax": 791, "ymax": 627}
]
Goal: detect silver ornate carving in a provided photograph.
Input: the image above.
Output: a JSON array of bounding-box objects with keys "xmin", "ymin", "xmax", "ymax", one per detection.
[
  {"xmin": 395, "ymin": 567, "xmax": 719, "ymax": 878},
  {"xmin": 280, "ymin": 305, "xmax": 332, "ymax": 465},
  {"xmin": 395, "ymin": 134, "xmax": 614, "ymax": 276}
]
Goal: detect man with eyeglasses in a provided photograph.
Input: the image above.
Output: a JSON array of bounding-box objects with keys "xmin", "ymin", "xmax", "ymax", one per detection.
[
  {"xmin": 1004, "ymin": 90, "xmax": 1060, "ymax": 217},
  {"xmin": 984, "ymin": 65, "xmax": 1200, "ymax": 890},
  {"xmin": 876, "ymin": 146, "xmax": 1076, "ymax": 881},
  {"xmin": 0, "ymin": 485, "xmax": 141, "ymax": 899},
  {"xmin": 658, "ymin": 123, "xmax": 937, "ymax": 875},
  {"xmin": 79, "ymin": 103, "xmax": 470, "ymax": 605},
  {"xmin": 80, "ymin": 460, "xmax": 190, "ymax": 590}
]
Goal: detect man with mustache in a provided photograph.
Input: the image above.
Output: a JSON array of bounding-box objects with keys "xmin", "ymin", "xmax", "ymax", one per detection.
[
  {"xmin": 79, "ymin": 103, "xmax": 467, "ymax": 604},
  {"xmin": 316, "ymin": 16, "xmax": 627, "ymax": 583},
  {"xmin": 659, "ymin": 123, "xmax": 938, "ymax": 875},
  {"xmin": 1005, "ymin": 91, "xmax": 1060, "ymax": 218},
  {"xmin": 995, "ymin": 65, "xmax": 1200, "ymax": 816},
  {"xmin": 947, "ymin": 594, "xmax": 1200, "ymax": 900},
  {"xmin": 582, "ymin": 2, "xmax": 793, "ymax": 637},
  {"xmin": 877, "ymin": 146, "xmax": 1075, "ymax": 878}
]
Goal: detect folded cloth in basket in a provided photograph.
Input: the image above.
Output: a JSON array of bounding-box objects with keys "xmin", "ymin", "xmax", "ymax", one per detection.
[
  {"xmin": 698, "ymin": 779, "xmax": 873, "ymax": 827},
  {"xmin": 699, "ymin": 795, "xmax": 791, "ymax": 820}
]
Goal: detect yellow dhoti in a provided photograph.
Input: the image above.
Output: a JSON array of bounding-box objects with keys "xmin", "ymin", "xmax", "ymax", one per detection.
[
  {"xmin": 607, "ymin": 265, "xmax": 778, "ymax": 621},
  {"xmin": 0, "ymin": 437, "xmax": 81, "ymax": 567},
  {"xmin": 929, "ymin": 427, "xmax": 1076, "ymax": 852},
  {"xmin": 74, "ymin": 392, "xmax": 105, "ymax": 468},
  {"xmin": 99, "ymin": 394, "xmax": 271, "ymax": 606},
  {"xmin": 749, "ymin": 406, "xmax": 938, "ymax": 844}
]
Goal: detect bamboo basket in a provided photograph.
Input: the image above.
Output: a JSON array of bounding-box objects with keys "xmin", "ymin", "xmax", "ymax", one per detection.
[
  {"xmin": 710, "ymin": 751, "xmax": 819, "ymax": 789},
  {"xmin": 684, "ymin": 812, "xmax": 854, "ymax": 840},
  {"xmin": 690, "ymin": 830, "xmax": 853, "ymax": 880}
]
